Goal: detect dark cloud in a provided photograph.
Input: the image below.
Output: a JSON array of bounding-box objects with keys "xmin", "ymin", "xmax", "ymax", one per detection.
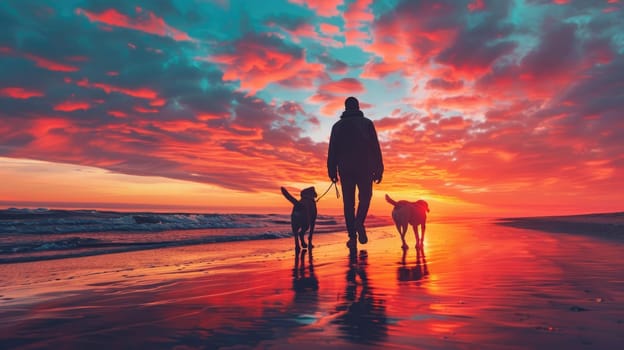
[{"xmin": 426, "ymin": 78, "xmax": 464, "ymax": 90}]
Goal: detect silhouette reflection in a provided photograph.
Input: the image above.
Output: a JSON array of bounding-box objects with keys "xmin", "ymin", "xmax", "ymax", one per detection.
[
  {"xmin": 333, "ymin": 249, "xmax": 387, "ymax": 344},
  {"xmin": 397, "ymin": 246, "xmax": 429, "ymax": 282},
  {"xmin": 293, "ymin": 249, "xmax": 319, "ymax": 294}
]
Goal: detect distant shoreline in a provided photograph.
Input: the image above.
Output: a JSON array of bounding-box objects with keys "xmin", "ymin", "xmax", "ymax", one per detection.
[{"xmin": 496, "ymin": 212, "xmax": 624, "ymax": 239}]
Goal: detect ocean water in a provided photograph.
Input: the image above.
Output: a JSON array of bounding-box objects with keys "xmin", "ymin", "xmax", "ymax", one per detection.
[{"xmin": 0, "ymin": 208, "xmax": 392, "ymax": 264}]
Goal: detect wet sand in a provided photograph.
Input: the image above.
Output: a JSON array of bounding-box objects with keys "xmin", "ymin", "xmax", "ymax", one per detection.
[{"xmin": 1, "ymin": 218, "xmax": 623, "ymax": 349}]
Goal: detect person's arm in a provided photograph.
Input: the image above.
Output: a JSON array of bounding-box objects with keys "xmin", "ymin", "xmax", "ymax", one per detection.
[
  {"xmin": 327, "ymin": 125, "xmax": 338, "ymax": 182},
  {"xmin": 370, "ymin": 121, "xmax": 383, "ymax": 183}
]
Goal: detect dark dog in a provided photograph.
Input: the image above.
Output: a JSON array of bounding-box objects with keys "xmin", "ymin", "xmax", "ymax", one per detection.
[
  {"xmin": 385, "ymin": 194, "xmax": 430, "ymax": 249},
  {"xmin": 281, "ymin": 186, "xmax": 317, "ymax": 251}
]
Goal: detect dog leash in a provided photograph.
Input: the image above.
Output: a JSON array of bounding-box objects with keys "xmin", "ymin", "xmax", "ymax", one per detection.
[{"xmin": 316, "ymin": 181, "xmax": 340, "ymax": 202}]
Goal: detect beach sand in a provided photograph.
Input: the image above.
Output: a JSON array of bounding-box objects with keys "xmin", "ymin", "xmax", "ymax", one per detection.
[{"xmin": 1, "ymin": 217, "xmax": 623, "ymax": 349}]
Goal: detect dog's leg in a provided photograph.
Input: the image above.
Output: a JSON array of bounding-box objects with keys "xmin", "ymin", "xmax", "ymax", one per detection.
[
  {"xmin": 294, "ymin": 232, "xmax": 301, "ymax": 251},
  {"xmin": 398, "ymin": 223, "xmax": 408, "ymax": 249},
  {"xmin": 308, "ymin": 223, "xmax": 315, "ymax": 249},
  {"xmin": 412, "ymin": 224, "xmax": 420, "ymax": 249},
  {"xmin": 421, "ymin": 222, "xmax": 426, "ymax": 248},
  {"xmin": 299, "ymin": 229, "xmax": 307, "ymax": 249},
  {"xmin": 293, "ymin": 224, "xmax": 301, "ymax": 251}
]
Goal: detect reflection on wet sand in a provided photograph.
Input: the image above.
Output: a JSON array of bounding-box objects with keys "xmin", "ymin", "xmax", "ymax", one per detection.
[
  {"xmin": 397, "ymin": 246, "xmax": 429, "ymax": 283},
  {"xmin": 332, "ymin": 249, "xmax": 388, "ymax": 344},
  {"xmin": 293, "ymin": 248, "xmax": 319, "ymax": 293},
  {"xmin": 291, "ymin": 249, "xmax": 319, "ymax": 324},
  {"xmin": 4, "ymin": 219, "xmax": 624, "ymax": 349}
]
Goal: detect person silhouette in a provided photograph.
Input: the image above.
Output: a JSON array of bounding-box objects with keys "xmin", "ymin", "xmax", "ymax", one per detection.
[{"xmin": 327, "ymin": 97, "xmax": 384, "ymax": 249}]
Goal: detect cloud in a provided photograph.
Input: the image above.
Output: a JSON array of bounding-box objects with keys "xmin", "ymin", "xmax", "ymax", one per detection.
[
  {"xmin": 287, "ymin": 0, "xmax": 343, "ymax": 17},
  {"xmin": 23, "ymin": 53, "xmax": 80, "ymax": 72},
  {"xmin": 205, "ymin": 32, "xmax": 325, "ymax": 93},
  {"xmin": 0, "ymin": 87, "xmax": 44, "ymax": 99},
  {"xmin": 310, "ymin": 78, "xmax": 365, "ymax": 116},
  {"xmin": 74, "ymin": 78, "xmax": 159, "ymax": 100},
  {"xmin": 54, "ymin": 101, "xmax": 92, "ymax": 112},
  {"xmin": 76, "ymin": 7, "xmax": 192, "ymax": 41},
  {"xmin": 344, "ymin": 0, "xmax": 373, "ymax": 46},
  {"xmin": 426, "ymin": 78, "xmax": 464, "ymax": 91}
]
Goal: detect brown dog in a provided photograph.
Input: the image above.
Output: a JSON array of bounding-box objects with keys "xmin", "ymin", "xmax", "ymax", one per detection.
[
  {"xmin": 281, "ymin": 186, "xmax": 317, "ymax": 251},
  {"xmin": 385, "ymin": 194, "xmax": 430, "ymax": 249}
]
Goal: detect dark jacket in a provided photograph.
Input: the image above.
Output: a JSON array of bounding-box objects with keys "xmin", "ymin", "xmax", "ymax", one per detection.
[{"xmin": 327, "ymin": 110, "xmax": 383, "ymax": 180}]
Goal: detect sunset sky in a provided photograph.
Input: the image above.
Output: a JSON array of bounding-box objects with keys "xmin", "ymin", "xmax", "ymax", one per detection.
[{"xmin": 1, "ymin": 0, "xmax": 622, "ymax": 217}]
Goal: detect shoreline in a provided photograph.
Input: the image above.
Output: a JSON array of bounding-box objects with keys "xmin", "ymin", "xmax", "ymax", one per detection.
[
  {"xmin": 3, "ymin": 212, "xmax": 623, "ymax": 265},
  {"xmin": 496, "ymin": 212, "xmax": 624, "ymax": 239}
]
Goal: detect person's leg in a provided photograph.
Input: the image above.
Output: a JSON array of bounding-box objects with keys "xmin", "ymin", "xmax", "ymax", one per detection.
[
  {"xmin": 355, "ymin": 179, "xmax": 373, "ymax": 224},
  {"xmin": 340, "ymin": 177, "xmax": 357, "ymax": 241},
  {"xmin": 355, "ymin": 177, "xmax": 373, "ymax": 244}
]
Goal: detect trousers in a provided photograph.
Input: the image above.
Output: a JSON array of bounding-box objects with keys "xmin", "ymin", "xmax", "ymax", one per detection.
[{"xmin": 340, "ymin": 172, "xmax": 373, "ymax": 238}]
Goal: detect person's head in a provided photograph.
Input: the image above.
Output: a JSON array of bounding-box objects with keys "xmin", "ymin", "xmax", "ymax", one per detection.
[{"xmin": 345, "ymin": 96, "xmax": 359, "ymax": 111}]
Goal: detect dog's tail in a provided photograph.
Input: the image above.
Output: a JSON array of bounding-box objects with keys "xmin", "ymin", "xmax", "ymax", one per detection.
[
  {"xmin": 281, "ymin": 187, "xmax": 299, "ymax": 205},
  {"xmin": 385, "ymin": 194, "xmax": 398, "ymax": 206}
]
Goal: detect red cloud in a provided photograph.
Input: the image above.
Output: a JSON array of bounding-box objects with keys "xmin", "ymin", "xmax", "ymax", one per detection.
[
  {"xmin": 310, "ymin": 78, "xmax": 366, "ymax": 116},
  {"xmin": 361, "ymin": 59, "xmax": 407, "ymax": 79},
  {"xmin": 149, "ymin": 98, "xmax": 167, "ymax": 107},
  {"xmin": 76, "ymin": 8, "xmax": 192, "ymax": 41},
  {"xmin": 288, "ymin": 23, "xmax": 343, "ymax": 48},
  {"xmin": 426, "ymin": 78, "xmax": 464, "ymax": 91},
  {"xmin": 134, "ymin": 105, "xmax": 159, "ymax": 113},
  {"xmin": 108, "ymin": 110, "xmax": 127, "ymax": 118},
  {"xmin": 437, "ymin": 116, "xmax": 472, "ymax": 131},
  {"xmin": 363, "ymin": 4, "xmax": 459, "ymax": 80},
  {"xmin": 320, "ymin": 23, "xmax": 341, "ymax": 35},
  {"xmin": 467, "ymin": 0, "xmax": 485, "ymax": 12},
  {"xmin": 75, "ymin": 78, "xmax": 158, "ymax": 99},
  {"xmin": 24, "ymin": 53, "xmax": 79, "ymax": 72},
  {"xmin": 309, "ymin": 92, "xmax": 344, "ymax": 116},
  {"xmin": 54, "ymin": 101, "xmax": 91, "ymax": 112},
  {"xmin": 288, "ymin": 0, "xmax": 342, "ymax": 17},
  {"xmin": 345, "ymin": 0, "xmax": 373, "ymax": 46},
  {"xmin": 0, "ymin": 87, "xmax": 44, "ymax": 99},
  {"xmin": 423, "ymin": 94, "xmax": 487, "ymax": 112},
  {"xmin": 319, "ymin": 78, "xmax": 364, "ymax": 94},
  {"xmin": 205, "ymin": 34, "xmax": 324, "ymax": 93}
]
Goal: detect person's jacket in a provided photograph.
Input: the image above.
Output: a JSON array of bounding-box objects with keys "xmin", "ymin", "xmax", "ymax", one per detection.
[{"xmin": 327, "ymin": 109, "xmax": 383, "ymax": 180}]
